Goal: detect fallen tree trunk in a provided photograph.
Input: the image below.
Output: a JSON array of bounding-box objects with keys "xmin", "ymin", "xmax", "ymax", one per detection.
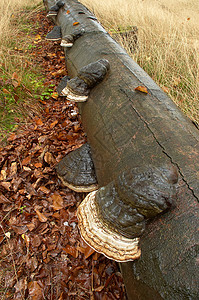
[{"xmin": 44, "ymin": 1, "xmax": 199, "ymax": 299}]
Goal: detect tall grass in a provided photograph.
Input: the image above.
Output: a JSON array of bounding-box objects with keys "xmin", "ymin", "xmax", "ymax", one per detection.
[
  {"xmin": 81, "ymin": 0, "xmax": 199, "ymax": 124},
  {"xmin": 0, "ymin": 0, "xmax": 41, "ymax": 72},
  {"xmin": 0, "ymin": 0, "xmax": 43, "ymax": 140}
]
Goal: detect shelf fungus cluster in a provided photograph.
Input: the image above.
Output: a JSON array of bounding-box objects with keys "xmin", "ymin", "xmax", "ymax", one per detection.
[
  {"xmin": 60, "ymin": 59, "xmax": 110, "ymax": 102},
  {"xmin": 56, "ymin": 144, "xmax": 178, "ymax": 262},
  {"xmin": 46, "ymin": 0, "xmax": 65, "ymax": 17},
  {"xmin": 46, "ymin": 25, "xmax": 85, "ymax": 46}
]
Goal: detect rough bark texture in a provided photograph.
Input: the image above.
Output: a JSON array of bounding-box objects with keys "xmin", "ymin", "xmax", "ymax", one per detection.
[{"xmin": 45, "ymin": 1, "xmax": 199, "ymax": 299}]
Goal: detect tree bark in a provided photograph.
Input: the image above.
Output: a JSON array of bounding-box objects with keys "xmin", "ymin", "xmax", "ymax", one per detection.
[{"xmin": 45, "ymin": 1, "xmax": 199, "ymax": 299}]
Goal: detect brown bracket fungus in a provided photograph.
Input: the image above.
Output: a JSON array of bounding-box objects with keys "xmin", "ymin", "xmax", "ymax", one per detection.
[
  {"xmin": 57, "ymin": 75, "xmax": 70, "ymax": 95},
  {"xmin": 45, "ymin": 25, "xmax": 62, "ymax": 41},
  {"xmin": 77, "ymin": 165, "xmax": 178, "ymax": 262},
  {"xmin": 46, "ymin": 0, "xmax": 65, "ymax": 17},
  {"xmin": 61, "ymin": 59, "xmax": 110, "ymax": 102},
  {"xmin": 77, "ymin": 191, "xmax": 141, "ymax": 262},
  {"xmin": 60, "ymin": 28, "xmax": 85, "ymax": 47},
  {"xmin": 56, "ymin": 143, "xmax": 98, "ymax": 192}
]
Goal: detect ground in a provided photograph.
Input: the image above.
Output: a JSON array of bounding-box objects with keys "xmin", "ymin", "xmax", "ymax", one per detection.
[{"xmin": 0, "ymin": 9, "xmax": 126, "ymax": 300}]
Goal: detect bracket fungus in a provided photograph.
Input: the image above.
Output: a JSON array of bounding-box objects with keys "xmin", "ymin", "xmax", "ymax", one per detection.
[
  {"xmin": 77, "ymin": 165, "xmax": 178, "ymax": 262},
  {"xmin": 60, "ymin": 29, "xmax": 85, "ymax": 47},
  {"xmin": 56, "ymin": 143, "xmax": 98, "ymax": 192},
  {"xmin": 46, "ymin": 0, "xmax": 65, "ymax": 17},
  {"xmin": 45, "ymin": 25, "xmax": 62, "ymax": 41},
  {"xmin": 57, "ymin": 75, "xmax": 70, "ymax": 95},
  {"xmin": 61, "ymin": 59, "xmax": 110, "ymax": 102},
  {"xmin": 56, "ymin": 144, "xmax": 178, "ymax": 261}
]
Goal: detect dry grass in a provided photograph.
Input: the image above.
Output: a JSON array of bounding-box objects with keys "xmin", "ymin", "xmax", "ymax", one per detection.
[
  {"xmin": 81, "ymin": 0, "xmax": 199, "ymax": 124},
  {"xmin": 0, "ymin": 0, "xmax": 44, "ymax": 140},
  {"xmin": 0, "ymin": 0, "xmax": 41, "ymax": 72}
]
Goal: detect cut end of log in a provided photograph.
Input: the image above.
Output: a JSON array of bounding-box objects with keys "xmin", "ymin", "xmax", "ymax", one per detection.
[{"xmin": 77, "ymin": 191, "xmax": 141, "ymax": 262}]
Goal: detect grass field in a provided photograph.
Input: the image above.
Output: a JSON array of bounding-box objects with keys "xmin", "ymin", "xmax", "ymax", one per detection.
[
  {"xmin": 0, "ymin": 0, "xmax": 43, "ymax": 140},
  {"xmin": 81, "ymin": 0, "xmax": 199, "ymax": 125}
]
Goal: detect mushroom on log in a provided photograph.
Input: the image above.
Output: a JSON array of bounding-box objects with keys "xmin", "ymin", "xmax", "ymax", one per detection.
[{"xmin": 44, "ymin": 1, "xmax": 199, "ymax": 299}]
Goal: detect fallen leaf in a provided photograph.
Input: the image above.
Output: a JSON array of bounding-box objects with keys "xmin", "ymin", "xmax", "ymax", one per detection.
[
  {"xmin": 51, "ymin": 92, "xmax": 58, "ymax": 100},
  {"xmin": 51, "ymin": 68, "xmax": 66, "ymax": 77},
  {"xmin": 95, "ymin": 285, "xmax": 105, "ymax": 292},
  {"xmin": 10, "ymin": 162, "xmax": 17, "ymax": 176},
  {"xmin": 35, "ymin": 34, "xmax": 41, "ymax": 40},
  {"xmin": 7, "ymin": 133, "xmax": 17, "ymax": 141},
  {"xmin": 84, "ymin": 245, "xmax": 96, "ymax": 259},
  {"xmin": 23, "ymin": 166, "xmax": 32, "ymax": 172},
  {"xmin": 0, "ymin": 169, "xmax": 7, "ymax": 180},
  {"xmin": 73, "ymin": 22, "xmax": 79, "ymax": 26},
  {"xmin": 135, "ymin": 85, "xmax": 148, "ymax": 93},
  {"xmin": 11, "ymin": 225, "xmax": 28, "ymax": 234},
  {"xmin": 38, "ymin": 186, "xmax": 50, "ymax": 194},
  {"xmin": 50, "ymin": 120, "xmax": 58, "ymax": 128},
  {"xmin": 0, "ymin": 194, "xmax": 12, "ymax": 204},
  {"xmin": 22, "ymin": 156, "xmax": 31, "ymax": 166},
  {"xmin": 34, "ymin": 162, "xmax": 43, "ymax": 168},
  {"xmin": 28, "ymin": 281, "xmax": 43, "ymax": 300},
  {"xmin": 0, "ymin": 182, "xmax": 11, "ymax": 191},
  {"xmin": 63, "ymin": 245, "xmax": 78, "ymax": 258},
  {"xmin": 27, "ymin": 222, "xmax": 36, "ymax": 231},
  {"xmin": 44, "ymin": 152, "xmax": 55, "ymax": 164},
  {"xmin": 50, "ymin": 192, "xmax": 64, "ymax": 210},
  {"xmin": 5, "ymin": 232, "xmax": 11, "ymax": 239},
  {"xmin": 35, "ymin": 118, "xmax": 44, "ymax": 126},
  {"xmin": 36, "ymin": 210, "xmax": 48, "ymax": 222}
]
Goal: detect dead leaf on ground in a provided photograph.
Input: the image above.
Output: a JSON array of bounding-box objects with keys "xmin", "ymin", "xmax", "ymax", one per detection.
[
  {"xmin": 22, "ymin": 156, "xmax": 31, "ymax": 166},
  {"xmin": 0, "ymin": 181, "xmax": 11, "ymax": 191},
  {"xmin": 38, "ymin": 186, "xmax": 50, "ymax": 194},
  {"xmin": 35, "ymin": 210, "xmax": 48, "ymax": 222},
  {"xmin": 28, "ymin": 281, "xmax": 43, "ymax": 300},
  {"xmin": 50, "ymin": 119, "xmax": 58, "ymax": 128},
  {"xmin": 63, "ymin": 244, "xmax": 78, "ymax": 258},
  {"xmin": 44, "ymin": 152, "xmax": 55, "ymax": 164},
  {"xmin": 35, "ymin": 118, "xmax": 44, "ymax": 126},
  {"xmin": 50, "ymin": 192, "xmax": 64, "ymax": 210},
  {"xmin": 10, "ymin": 162, "xmax": 17, "ymax": 176}
]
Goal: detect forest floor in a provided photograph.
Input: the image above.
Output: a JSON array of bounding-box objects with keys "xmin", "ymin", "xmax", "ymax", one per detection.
[{"xmin": 0, "ymin": 8, "xmax": 126, "ymax": 300}]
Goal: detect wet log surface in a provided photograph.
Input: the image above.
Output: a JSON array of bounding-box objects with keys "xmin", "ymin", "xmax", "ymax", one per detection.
[{"xmin": 45, "ymin": 0, "xmax": 199, "ymax": 299}]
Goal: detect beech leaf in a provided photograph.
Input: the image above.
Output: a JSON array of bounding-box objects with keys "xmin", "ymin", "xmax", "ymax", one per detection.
[
  {"xmin": 36, "ymin": 210, "xmax": 48, "ymax": 222},
  {"xmin": 50, "ymin": 192, "xmax": 64, "ymax": 210},
  {"xmin": 63, "ymin": 245, "xmax": 78, "ymax": 258},
  {"xmin": 135, "ymin": 85, "xmax": 148, "ymax": 94}
]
